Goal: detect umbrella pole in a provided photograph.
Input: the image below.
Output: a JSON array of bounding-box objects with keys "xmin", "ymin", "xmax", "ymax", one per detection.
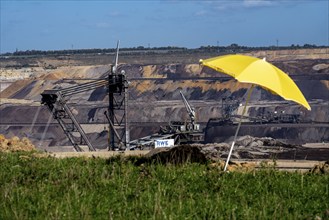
[{"xmin": 223, "ymin": 84, "xmax": 255, "ymax": 172}]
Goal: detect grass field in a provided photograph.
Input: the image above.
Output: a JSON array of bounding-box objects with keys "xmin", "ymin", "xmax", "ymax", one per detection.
[{"xmin": 0, "ymin": 152, "xmax": 328, "ymax": 219}]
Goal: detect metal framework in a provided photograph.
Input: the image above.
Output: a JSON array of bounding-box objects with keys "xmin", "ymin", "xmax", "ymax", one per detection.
[
  {"xmin": 41, "ymin": 41, "xmax": 130, "ymax": 151},
  {"xmin": 128, "ymin": 91, "xmax": 204, "ymax": 150},
  {"xmin": 105, "ymin": 72, "xmax": 129, "ymax": 150},
  {"xmin": 41, "ymin": 80, "xmax": 107, "ymax": 151}
]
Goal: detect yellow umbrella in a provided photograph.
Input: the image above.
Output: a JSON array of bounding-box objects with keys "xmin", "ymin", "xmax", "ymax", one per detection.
[{"xmin": 200, "ymin": 54, "xmax": 311, "ymax": 171}]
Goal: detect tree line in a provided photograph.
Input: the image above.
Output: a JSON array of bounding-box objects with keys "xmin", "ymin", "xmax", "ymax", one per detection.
[{"xmin": 1, "ymin": 44, "xmax": 326, "ymax": 57}]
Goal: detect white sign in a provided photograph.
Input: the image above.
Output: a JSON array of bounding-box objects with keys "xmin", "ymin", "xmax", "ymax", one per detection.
[{"xmin": 154, "ymin": 139, "xmax": 175, "ymax": 148}]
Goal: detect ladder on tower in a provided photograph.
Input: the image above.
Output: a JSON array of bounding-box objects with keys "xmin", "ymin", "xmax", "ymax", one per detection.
[
  {"xmin": 41, "ymin": 90, "xmax": 97, "ymax": 151},
  {"xmin": 41, "ymin": 79, "xmax": 108, "ymax": 151}
]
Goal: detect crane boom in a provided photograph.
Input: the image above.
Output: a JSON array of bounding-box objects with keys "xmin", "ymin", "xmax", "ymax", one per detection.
[
  {"xmin": 111, "ymin": 40, "xmax": 120, "ymax": 75},
  {"xmin": 179, "ymin": 91, "xmax": 195, "ymax": 124}
]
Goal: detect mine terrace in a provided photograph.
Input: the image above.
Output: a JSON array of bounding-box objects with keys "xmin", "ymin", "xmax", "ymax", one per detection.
[{"xmin": 0, "ymin": 46, "xmax": 328, "ymax": 166}]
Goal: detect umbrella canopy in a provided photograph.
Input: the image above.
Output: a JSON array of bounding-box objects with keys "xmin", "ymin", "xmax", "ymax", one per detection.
[
  {"xmin": 200, "ymin": 54, "xmax": 311, "ymax": 171},
  {"xmin": 200, "ymin": 54, "xmax": 311, "ymax": 110}
]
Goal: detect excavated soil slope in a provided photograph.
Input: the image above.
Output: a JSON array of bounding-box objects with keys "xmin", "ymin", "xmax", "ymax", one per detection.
[{"xmin": 0, "ymin": 49, "xmax": 328, "ymax": 151}]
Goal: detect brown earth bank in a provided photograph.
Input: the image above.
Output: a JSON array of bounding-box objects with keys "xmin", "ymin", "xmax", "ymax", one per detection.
[
  {"xmin": 0, "ymin": 134, "xmax": 35, "ymax": 152},
  {"xmin": 47, "ymin": 143, "xmax": 329, "ymax": 173},
  {"xmin": 0, "ymin": 48, "xmax": 328, "ymax": 155},
  {"xmin": 0, "ymin": 137, "xmax": 327, "ymax": 173},
  {"xmin": 145, "ymin": 144, "xmax": 329, "ymax": 172},
  {"xmin": 145, "ymin": 142, "xmax": 329, "ymax": 163},
  {"xmin": 1, "ymin": 48, "xmax": 328, "ymax": 68}
]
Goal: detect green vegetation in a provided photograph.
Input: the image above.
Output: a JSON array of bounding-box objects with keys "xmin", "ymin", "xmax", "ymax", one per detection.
[
  {"xmin": 0, "ymin": 152, "xmax": 328, "ymax": 219},
  {"xmin": 1, "ymin": 43, "xmax": 326, "ymax": 57}
]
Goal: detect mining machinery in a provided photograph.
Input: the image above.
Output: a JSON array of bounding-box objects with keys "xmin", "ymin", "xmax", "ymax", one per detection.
[
  {"xmin": 129, "ymin": 91, "xmax": 204, "ymax": 149},
  {"xmin": 164, "ymin": 91, "xmax": 204, "ymax": 144},
  {"xmin": 41, "ymin": 41, "xmax": 129, "ymax": 151},
  {"xmin": 161, "ymin": 91, "xmax": 200, "ymax": 133}
]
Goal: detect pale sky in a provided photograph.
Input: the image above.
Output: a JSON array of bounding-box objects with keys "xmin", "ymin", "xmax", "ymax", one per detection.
[{"xmin": 1, "ymin": 0, "xmax": 328, "ymax": 53}]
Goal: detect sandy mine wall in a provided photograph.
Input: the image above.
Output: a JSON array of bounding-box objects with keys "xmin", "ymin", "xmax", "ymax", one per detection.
[
  {"xmin": 0, "ymin": 51, "xmax": 328, "ymax": 148},
  {"xmin": 1, "ymin": 48, "xmax": 328, "ymax": 68}
]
